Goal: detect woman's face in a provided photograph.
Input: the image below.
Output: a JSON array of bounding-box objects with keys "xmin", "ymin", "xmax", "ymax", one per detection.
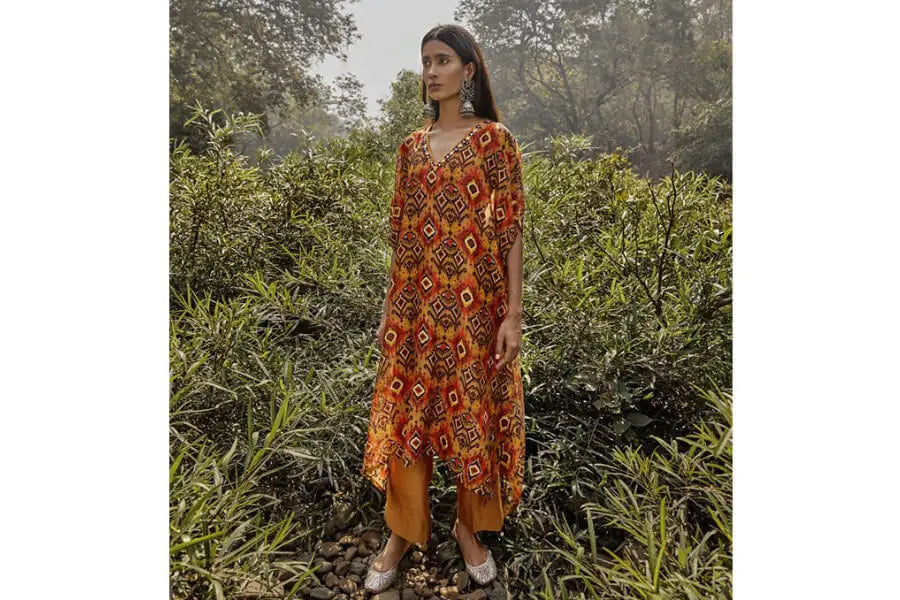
[{"xmin": 421, "ymin": 39, "xmax": 473, "ymax": 102}]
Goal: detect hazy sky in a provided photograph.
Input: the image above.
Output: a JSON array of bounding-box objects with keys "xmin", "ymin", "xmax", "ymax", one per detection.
[{"xmin": 313, "ymin": 1, "xmax": 459, "ymax": 119}]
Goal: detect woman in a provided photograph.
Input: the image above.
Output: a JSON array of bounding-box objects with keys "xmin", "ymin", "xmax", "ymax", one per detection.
[{"xmin": 360, "ymin": 23, "xmax": 526, "ymax": 593}]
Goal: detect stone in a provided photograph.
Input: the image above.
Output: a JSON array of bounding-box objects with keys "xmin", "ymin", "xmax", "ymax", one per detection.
[
  {"xmin": 438, "ymin": 585, "xmax": 460, "ymax": 599},
  {"xmin": 339, "ymin": 578, "xmax": 357, "ymax": 594},
  {"xmin": 333, "ymin": 502, "xmax": 353, "ymax": 528},
  {"xmin": 452, "ymin": 571, "xmax": 470, "ymax": 591},
  {"xmin": 436, "ymin": 545, "xmax": 457, "ymax": 564},
  {"xmin": 309, "ymin": 586, "xmax": 334, "ymax": 600},
  {"xmin": 315, "ymin": 560, "xmax": 334, "ymax": 575},
  {"xmin": 324, "ymin": 572, "xmax": 340, "ymax": 588},
  {"xmin": 360, "ymin": 530, "xmax": 382, "ymax": 548},
  {"xmin": 372, "ymin": 590, "xmax": 400, "ymax": 600},
  {"xmin": 320, "ymin": 541, "xmax": 343, "ymax": 559},
  {"xmin": 334, "ymin": 559, "xmax": 351, "ymax": 577},
  {"xmin": 487, "ymin": 581, "xmax": 508, "ymax": 600},
  {"xmin": 414, "ymin": 582, "xmax": 434, "ymax": 597},
  {"xmin": 345, "ymin": 545, "xmax": 358, "ymax": 561}
]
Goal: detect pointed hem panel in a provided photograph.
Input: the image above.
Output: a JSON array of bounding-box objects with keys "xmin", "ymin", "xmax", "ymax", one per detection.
[{"xmin": 361, "ymin": 434, "xmax": 524, "ymax": 518}]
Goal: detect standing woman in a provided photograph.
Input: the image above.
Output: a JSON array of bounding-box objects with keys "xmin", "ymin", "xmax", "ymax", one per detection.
[{"xmin": 361, "ymin": 23, "xmax": 526, "ymax": 593}]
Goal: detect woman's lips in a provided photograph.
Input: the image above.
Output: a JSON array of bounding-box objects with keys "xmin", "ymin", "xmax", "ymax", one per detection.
[{"xmin": 428, "ymin": 84, "xmax": 441, "ymax": 89}]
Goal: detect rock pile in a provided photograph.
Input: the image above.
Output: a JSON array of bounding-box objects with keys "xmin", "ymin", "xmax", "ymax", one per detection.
[{"xmin": 292, "ymin": 529, "xmax": 510, "ymax": 600}]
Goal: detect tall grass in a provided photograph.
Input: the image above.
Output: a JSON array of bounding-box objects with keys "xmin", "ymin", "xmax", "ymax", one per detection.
[{"xmin": 535, "ymin": 385, "xmax": 732, "ymax": 599}]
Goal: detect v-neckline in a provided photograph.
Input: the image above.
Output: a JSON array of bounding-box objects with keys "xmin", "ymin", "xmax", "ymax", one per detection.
[{"xmin": 423, "ymin": 118, "xmax": 490, "ymax": 168}]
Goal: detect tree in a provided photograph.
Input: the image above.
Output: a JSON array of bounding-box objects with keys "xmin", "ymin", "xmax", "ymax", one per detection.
[
  {"xmin": 376, "ymin": 69, "xmax": 426, "ymax": 145},
  {"xmin": 170, "ymin": 0, "xmax": 361, "ymax": 149},
  {"xmin": 454, "ymin": 0, "xmax": 732, "ymax": 179},
  {"xmin": 455, "ymin": 0, "xmax": 638, "ymax": 141}
]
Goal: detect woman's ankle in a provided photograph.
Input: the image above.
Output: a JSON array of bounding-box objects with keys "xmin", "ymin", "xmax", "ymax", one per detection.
[
  {"xmin": 372, "ymin": 533, "xmax": 411, "ymax": 571},
  {"xmin": 453, "ymin": 520, "xmax": 488, "ymax": 564},
  {"xmin": 454, "ymin": 518, "xmax": 475, "ymax": 537}
]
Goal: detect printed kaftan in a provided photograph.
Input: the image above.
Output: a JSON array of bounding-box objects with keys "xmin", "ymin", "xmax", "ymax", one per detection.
[{"xmin": 361, "ymin": 118, "xmax": 526, "ymax": 517}]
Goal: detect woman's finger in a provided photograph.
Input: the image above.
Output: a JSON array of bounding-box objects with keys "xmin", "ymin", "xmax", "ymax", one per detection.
[{"xmin": 502, "ymin": 340, "xmax": 517, "ymax": 368}]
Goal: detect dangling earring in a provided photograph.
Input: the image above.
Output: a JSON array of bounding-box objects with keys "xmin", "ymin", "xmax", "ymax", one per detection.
[
  {"xmin": 459, "ymin": 76, "xmax": 475, "ymax": 117},
  {"xmin": 422, "ymin": 91, "xmax": 436, "ymax": 121}
]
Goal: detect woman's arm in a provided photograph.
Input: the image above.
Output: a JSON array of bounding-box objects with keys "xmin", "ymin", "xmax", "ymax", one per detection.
[
  {"xmin": 505, "ymin": 230, "xmax": 524, "ymax": 320},
  {"xmin": 494, "ymin": 125, "xmax": 526, "ymax": 369},
  {"xmin": 378, "ymin": 138, "xmax": 408, "ymax": 345},
  {"xmin": 379, "ymin": 251, "xmax": 396, "ymax": 327},
  {"xmin": 495, "ymin": 230, "xmax": 523, "ymax": 369}
]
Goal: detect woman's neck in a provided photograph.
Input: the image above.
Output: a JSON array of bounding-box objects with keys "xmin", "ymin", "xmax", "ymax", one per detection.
[{"xmin": 433, "ymin": 97, "xmax": 479, "ymax": 131}]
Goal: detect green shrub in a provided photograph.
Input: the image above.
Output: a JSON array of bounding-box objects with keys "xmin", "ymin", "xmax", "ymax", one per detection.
[
  {"xmin": 521, "ymin": 137, "xmax": 731, "ymax": 439},
  {"xmin": 537, "ymin": 385, "xmax": 732, "ymax": 599}
]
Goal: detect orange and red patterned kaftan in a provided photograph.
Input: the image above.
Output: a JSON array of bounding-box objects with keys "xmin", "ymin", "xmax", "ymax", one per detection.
[{"xmin": 361, "ymin": 118, "xmax": 526, "ymax": 518}]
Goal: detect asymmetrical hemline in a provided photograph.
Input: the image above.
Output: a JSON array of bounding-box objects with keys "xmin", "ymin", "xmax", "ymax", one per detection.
[{"xmin": 361, "ymin": 119, "xmax": 526, "ymax": 517}]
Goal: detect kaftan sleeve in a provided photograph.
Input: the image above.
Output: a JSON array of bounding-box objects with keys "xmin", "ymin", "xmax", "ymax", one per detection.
[
  {"xmin": 388, "ymin": 137, "xmax": 411, "ymax": 252},
  {"xmin": 494, "ymin": 125, "xmax": 526, "ymax": 262}
]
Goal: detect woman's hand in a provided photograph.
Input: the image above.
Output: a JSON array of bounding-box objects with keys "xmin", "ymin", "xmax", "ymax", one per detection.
[{"xmin": 494, "ymin": 312, "xmax": 522, "ymax": 371}]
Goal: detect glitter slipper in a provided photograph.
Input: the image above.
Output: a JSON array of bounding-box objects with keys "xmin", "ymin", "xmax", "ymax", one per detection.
[{"xmin": 451, "ymin": 518, "xmax": 497, "ymax": 586}]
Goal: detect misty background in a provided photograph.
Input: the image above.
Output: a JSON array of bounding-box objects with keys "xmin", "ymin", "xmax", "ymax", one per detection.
[{"xmin": 170, "ymin": 0, "xmax": 732, "ymax": 180}]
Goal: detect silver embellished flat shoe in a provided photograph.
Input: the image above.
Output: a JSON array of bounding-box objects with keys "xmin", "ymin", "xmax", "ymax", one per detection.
[
  {"xmin": 452, "ymin": 519, "xmax": 498, "ymax": 586},
  {"xmin": 363, "ymin": 539, "xmax": 410, "ymax": 593},
  {"xmin": 363, "ymin": 561, "xmax": 397, "ymax": 593}
]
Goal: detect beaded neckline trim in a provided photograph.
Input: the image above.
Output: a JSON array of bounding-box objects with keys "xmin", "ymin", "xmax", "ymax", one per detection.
[{"xmin": 423, "ymin": 119, "xmax": 491, "ymax": 168}]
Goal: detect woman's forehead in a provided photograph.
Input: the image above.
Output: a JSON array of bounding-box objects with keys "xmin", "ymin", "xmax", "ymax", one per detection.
[{"xmin": 421, "ymin": 39, "xmax": 456, "ymax": 58}]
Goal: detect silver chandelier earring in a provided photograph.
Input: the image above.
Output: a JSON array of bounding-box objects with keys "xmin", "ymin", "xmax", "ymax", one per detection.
[
  {"xmin": 459, "ymin": 76, "xmax": 475, "ymax": 117},
  {"xmin": 422, "ymin": 91, "xmax": 436, "ymax": 121}
]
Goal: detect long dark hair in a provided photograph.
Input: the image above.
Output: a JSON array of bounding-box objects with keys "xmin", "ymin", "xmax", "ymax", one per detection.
[{"xmin": 420, "ymin": 24, "xmax": 502, "ymax": 124}]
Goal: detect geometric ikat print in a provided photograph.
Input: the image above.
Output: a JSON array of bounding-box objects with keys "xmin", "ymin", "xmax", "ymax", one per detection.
[{"xmin": 362, "ymin": 119, "xmax": 526, "ymax": 518}]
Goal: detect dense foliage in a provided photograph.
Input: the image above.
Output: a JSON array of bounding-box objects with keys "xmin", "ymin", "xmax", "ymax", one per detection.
[{"xmin": 169, "ymin": 107, "xmax": 732, "ymax": 598}]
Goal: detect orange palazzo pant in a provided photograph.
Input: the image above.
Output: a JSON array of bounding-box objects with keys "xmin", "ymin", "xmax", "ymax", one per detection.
[{"xmin": 383, "ymin": 452, "xmax": 506, "ymax": 547}]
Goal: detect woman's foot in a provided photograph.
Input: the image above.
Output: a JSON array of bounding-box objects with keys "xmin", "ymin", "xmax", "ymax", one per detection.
[
  {"xmin": 370, "ymin": 531, "xmax": 412, "ymax": 573},
  {"xmin": 364, "ymin": 532, "xmax": 412, "ymax": 593},
  {"xmin": 451, "ymin": 518, "xmax": 489, "ymax": 566},
  {"xmin": 451, "ymin": 518, "xmax": 497, "ymax": 585}
]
